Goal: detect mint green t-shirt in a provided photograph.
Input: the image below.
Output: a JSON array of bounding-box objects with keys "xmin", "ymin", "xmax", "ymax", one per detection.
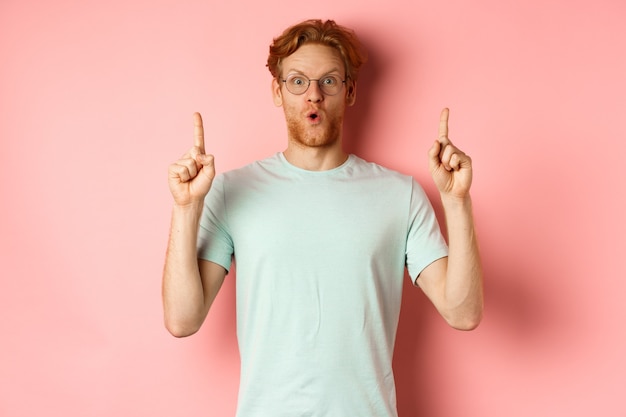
[{"xmin": 198, "ymin": 153, "xmax": 448, "ymax": 417}]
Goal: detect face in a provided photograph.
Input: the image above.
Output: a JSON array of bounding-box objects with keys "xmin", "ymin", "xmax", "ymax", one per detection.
[{"xmin": 272, "ymin": 43, "xmax": 356, "ymax": 149}]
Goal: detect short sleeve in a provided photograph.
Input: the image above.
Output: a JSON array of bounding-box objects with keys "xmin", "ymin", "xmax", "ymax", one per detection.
[
  {"xmin": 197, "ymin": 174, "xmax": 234, "ymax": 272},
  {"xmin": 405, "ymin": 179, "xmax": 449, "ymax": 283}
]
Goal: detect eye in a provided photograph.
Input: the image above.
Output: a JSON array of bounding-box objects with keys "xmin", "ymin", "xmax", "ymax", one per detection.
[
  {"xmin": 321, "ymin": 76, "xmax": 338, "ymax": 86},
  {"xmin": 288, "ymin": 76, "xmax": 307, "ymax": 86}
]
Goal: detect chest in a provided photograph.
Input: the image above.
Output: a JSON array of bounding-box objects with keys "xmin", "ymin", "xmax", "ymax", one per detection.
[{"xmin": 225, "ymin": 179, "xmax": 407, "ymax": 264}]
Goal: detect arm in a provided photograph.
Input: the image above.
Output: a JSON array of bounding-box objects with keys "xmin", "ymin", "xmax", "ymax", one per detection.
[
  {"xmin": 162, "ymin": 113, "xmax": 227, "ymax": 338},
  {"xmin": 416, "ymin": 108, "xmax": 484, "ymax": 330}
]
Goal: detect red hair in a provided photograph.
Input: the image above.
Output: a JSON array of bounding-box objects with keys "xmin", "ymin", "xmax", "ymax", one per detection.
[{"xmin": 267, "ymin": 19, "xmax": 367, "ymax": 82}]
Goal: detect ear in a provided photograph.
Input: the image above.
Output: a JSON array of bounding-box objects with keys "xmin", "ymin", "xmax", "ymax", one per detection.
[
  {"xmin": 272, "ymin": 78, "xmax": 283, "ymax": 107},
  {"xmin": 345, "ymin": 80, "xmax": 357, "ymax": 106}
]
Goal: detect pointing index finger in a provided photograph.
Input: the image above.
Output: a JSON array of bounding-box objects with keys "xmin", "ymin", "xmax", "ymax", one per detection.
[
  {"xmin": 193, "ymin": 112, "xmax": 205, "ymax": 153},
  {"xmin": 438, "ymin": 108, "xmax": 449, "ymax": 142}
]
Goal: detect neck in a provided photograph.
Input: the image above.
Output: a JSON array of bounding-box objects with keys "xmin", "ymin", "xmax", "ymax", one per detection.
[{"xmin": 282, "ymin": 141, "xmax": 348, "ymax": 171}]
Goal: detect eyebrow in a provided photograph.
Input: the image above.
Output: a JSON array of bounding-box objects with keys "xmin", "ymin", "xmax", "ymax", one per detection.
[{"xmin": 284, "ymin": 67, "xmax": 343, "ymax": 78}]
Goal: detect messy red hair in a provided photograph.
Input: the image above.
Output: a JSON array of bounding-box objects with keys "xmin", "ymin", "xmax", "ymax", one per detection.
[{"xmin": 267, "ymin": 19, "xmax": 367, "ymax": 82}]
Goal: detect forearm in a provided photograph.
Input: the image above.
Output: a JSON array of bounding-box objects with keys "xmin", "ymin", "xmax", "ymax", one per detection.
[
  {"xmin": 441, "ymin": 194, "xmax": 484, "ymax": 328},
  {"xmin": 162, "ymin": 202, "xmax": 207, "ymax": 336}
]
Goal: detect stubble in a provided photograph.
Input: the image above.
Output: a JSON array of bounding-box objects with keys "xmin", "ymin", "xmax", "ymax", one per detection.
[{"xmin": 285, "ymin": 112, "xmax": 344, "ymax": 148}]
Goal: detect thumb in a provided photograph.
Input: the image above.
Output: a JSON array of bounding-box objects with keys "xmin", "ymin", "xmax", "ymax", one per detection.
[
  {"xmin": 189, "ymin": 154, "xmax": 215, "ymax": 197},
  {"xmin": 196, "ymin": 153, "xmax": 213, "ymax": 165},
  {"xmin": 196, "ymin": 154, "xmax": 215, "ymax": 176}
]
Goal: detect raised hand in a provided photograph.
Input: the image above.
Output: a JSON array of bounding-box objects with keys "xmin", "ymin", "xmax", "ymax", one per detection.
[
  {"xmin": 428, "ymin": 108, "xmax": 473, "ymax": 200},
  {"xmin": 168, "ymin": 112, "xmax": 216, "ymax": 207}
]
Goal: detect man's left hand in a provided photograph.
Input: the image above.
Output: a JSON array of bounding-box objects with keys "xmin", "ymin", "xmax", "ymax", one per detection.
[{"xmin": 428, "ymin": 108, "xmax": 473, "ymax": 199}]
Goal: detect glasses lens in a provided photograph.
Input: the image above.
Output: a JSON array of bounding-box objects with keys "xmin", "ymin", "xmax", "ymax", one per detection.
[
  {"xmin": 319, "ymin": 76, "xmax": 341, "ymax": 95},
  {"xmin": 283, "ymin": 75, "xmax": 344, "ymax": 95},
  {"xmin": 285, "ymin": 75, "xmax": 308, "ymax": 95}
]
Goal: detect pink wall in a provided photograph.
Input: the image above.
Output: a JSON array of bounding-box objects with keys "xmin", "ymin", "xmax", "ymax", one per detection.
[{"xmin": 1, "ymin": 0, "xmax": 625, "ymax": 416}]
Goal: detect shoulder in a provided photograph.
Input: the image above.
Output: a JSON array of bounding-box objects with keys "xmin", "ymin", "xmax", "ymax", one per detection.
[
  {"xmin": 217, "ymin": 153, "xmax": 282, "ymax": 183},
  {"xmin": 347, "ymin": 155, "xmax": 414, "ymax": 184},
  {"xmin": 348, "ymin": 155, "xmax": 433, "ymax": 203}
]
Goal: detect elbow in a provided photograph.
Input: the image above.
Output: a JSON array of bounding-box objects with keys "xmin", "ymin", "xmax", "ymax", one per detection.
[
  {"xmin": 443, "ymin": 287, "xmax": 484, "ymax": 331},
  {"xmin": 166, "ymin": 326, "xmax": 199, "ymax": 338},
  {"xmin": 164, "ymin": 316, "xmax": 202, "ymax": 338},
  {"xmin": 444, "ymin": 306, "xmax": 483, "ymax": 331},
  {"xmin": 448, "ymin": 314, "xmax": 482, "ymax": 331}
]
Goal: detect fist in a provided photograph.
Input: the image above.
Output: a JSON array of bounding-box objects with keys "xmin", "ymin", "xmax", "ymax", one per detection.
[
  {"xmin": 428, "ymin": 108, "xmax": 473, "ymax": 199},
  {"xmin": 168, "ymin": 112, "xmax": 216, "ymax": 207}
]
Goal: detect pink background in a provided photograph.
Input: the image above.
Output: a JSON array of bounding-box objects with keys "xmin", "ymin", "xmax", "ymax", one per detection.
[{"xmin": 1, "ymin": 0, "xmax": 625, "ymax": 416}]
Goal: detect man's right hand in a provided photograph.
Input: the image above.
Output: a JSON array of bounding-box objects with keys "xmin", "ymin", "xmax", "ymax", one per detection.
[{"xmin": 168, "ymin": 112, "xmax": 215, "ymax": 207}]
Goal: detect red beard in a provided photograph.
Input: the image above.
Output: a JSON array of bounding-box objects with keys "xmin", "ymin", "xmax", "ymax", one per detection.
[{"xmin": 285, "ymin": 111, "xmax": 343, "ymax": 148}]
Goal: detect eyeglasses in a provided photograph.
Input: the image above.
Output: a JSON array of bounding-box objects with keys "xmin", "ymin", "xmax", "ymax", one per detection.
[{"xmin": 281, "ymin": 74, "xmax": 346, "ymax": 96}]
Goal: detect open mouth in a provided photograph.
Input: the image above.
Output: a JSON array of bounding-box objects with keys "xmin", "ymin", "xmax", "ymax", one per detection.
[{"xmin": 307, "ymin": 111, "xmax": 321, "ymax": 122}]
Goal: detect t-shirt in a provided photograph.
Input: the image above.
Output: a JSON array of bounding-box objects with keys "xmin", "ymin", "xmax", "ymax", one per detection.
[{"xmin": 198, "ymin": 152, "xmax": 448, "ymax": 417}]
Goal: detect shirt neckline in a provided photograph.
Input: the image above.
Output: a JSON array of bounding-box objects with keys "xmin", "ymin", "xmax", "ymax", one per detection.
[{"xmin": 277, "ymin": 152, "xmax": 354, "ymax": 175}]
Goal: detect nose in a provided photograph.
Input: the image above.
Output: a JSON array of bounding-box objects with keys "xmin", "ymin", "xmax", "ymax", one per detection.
[{"xmin": 306, "ymin": 81, "xmax": 324, "ymax": 103}]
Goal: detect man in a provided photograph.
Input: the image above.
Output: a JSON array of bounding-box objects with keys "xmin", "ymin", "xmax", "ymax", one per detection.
[{"xmin": 163, "ymin": 19, "xmax": 483, "ymax": 417}]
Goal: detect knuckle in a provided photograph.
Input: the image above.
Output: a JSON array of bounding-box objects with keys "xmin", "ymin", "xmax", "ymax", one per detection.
[{"xmin": 171, "ymin": 162, "xmax": 183, "ymax": 174}]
